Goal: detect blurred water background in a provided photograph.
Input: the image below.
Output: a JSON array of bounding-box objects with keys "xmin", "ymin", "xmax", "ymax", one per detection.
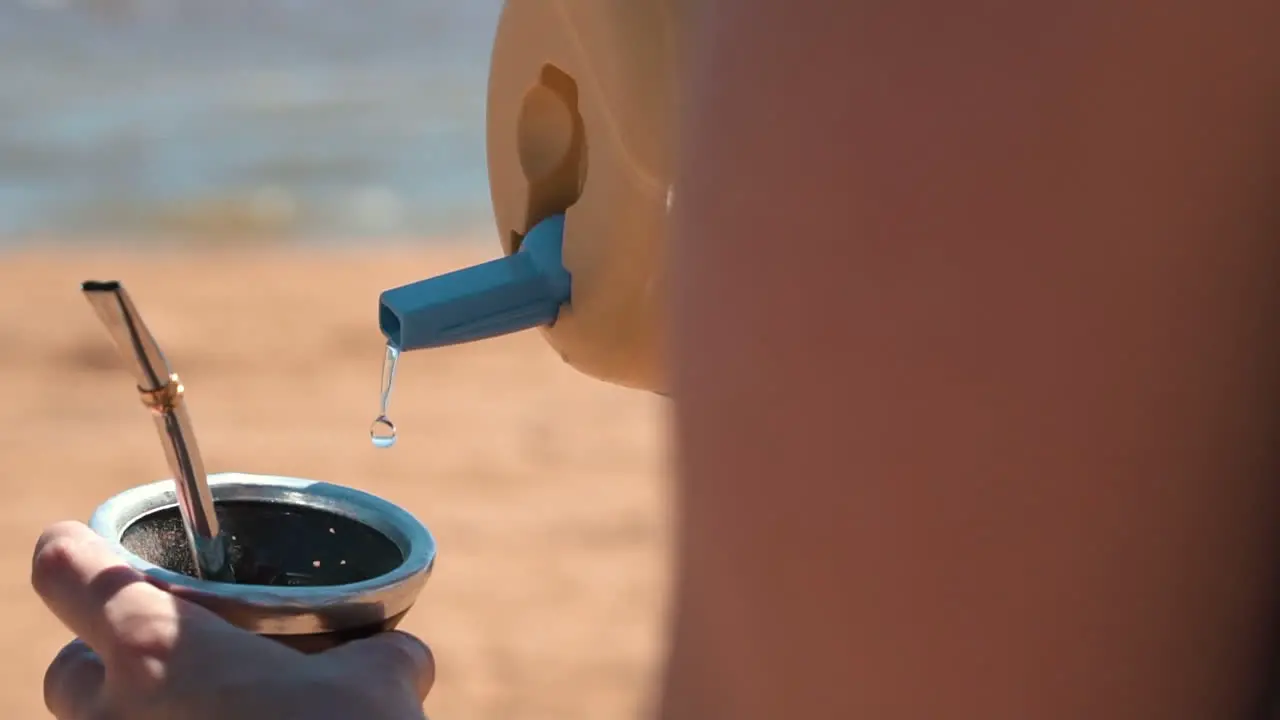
[{"xmin": 0, "ymin": 0, "xmax": 503, "ymax": 245}]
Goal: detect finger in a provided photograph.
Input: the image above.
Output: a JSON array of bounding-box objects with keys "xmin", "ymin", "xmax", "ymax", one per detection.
[
  {"xmin": 44, "ymin": 639, "xmax": 105, "ymax": 720},
  {"xmin": 31, "ymin": 521, "xmax": 193, "ymax": 661},
  {"xmin": 322, "ymin": 631, "xmax": 436, "ymax": 700}
]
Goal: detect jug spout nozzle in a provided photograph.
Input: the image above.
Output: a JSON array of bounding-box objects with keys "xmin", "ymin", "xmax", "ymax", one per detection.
[{"xmin": 379, "ymin": 215, "xmax": 571, "ymax": 352}]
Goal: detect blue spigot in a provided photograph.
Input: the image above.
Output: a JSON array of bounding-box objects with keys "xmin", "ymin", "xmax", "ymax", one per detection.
[{"xmin": 378, "ymin": 215, "xmax": 571, "ymax": 352}]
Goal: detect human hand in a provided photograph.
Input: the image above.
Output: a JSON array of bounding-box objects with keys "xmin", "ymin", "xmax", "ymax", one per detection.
[{"xmin": 33, "ymin": 521, "xmax": 434, "ymax": 720}]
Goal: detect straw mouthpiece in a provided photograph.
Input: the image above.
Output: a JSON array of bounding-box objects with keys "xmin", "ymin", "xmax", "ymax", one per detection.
[{"xmin": 80, "ymin": 281, "xmax": 234, "ymax": 583}]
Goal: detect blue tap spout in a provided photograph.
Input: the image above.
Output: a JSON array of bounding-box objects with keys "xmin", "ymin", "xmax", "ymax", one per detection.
[{"xmin": 379, "ymin": 215, "xmax": 571, "ymax": 352}]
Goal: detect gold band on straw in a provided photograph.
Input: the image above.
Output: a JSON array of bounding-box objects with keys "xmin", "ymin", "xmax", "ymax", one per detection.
[{"xmin": 138, "ymin": 373, "xmax": 185, "ymax": 413}]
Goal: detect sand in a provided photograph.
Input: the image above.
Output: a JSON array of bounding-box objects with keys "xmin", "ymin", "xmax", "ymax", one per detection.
[{"xmin": 0, "ymin": 244, "xmax": 670, "ymax": 719}]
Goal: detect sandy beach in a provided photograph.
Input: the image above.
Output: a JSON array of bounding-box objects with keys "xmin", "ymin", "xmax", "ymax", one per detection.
[{"xmin": 0, "ymin": 244, "xmax": 669, "ymax": 718}]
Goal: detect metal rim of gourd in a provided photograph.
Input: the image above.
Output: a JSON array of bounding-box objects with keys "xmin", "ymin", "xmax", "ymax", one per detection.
[{"xmin": 88, "ymin": 472, "xmax": 436, "ymax": 635}]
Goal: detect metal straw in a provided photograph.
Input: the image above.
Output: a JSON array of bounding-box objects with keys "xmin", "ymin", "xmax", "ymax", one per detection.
[{"xmin": 81, "ymin": 281, "xmax": 235, "ymax": 583}]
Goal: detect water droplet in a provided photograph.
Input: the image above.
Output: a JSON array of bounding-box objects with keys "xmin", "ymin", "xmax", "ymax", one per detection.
[
  {"xmin": 371, "ymin": 343, "xmax": 400, "ymax": 449},
  {"xmin": 370, "ymin": 416, "xmax": 397, "ymax": 448}
]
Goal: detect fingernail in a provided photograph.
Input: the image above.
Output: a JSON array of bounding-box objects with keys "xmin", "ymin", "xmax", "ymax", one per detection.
[
  {"xmin": 389, "ymin": 631, "xmax": 433, "ymax": 666},
  {"xmin": 384, "ymin": 631, "xmax": 435, "ymax": 698}
]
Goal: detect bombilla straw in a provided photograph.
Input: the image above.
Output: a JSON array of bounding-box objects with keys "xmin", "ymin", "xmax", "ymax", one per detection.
[{"xmin": 81, "ymin": 281, "xmax": 235, "ymax": 583}]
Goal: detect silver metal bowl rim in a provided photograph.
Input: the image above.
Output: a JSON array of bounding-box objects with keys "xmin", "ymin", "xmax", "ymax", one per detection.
[{"xmin": 88, "ymin": 472, "xmax": 436, "ymax": 613}]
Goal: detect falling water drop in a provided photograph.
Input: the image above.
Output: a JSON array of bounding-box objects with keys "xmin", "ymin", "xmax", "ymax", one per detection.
[
  {"xmin": 370, "ymin": 416, "xmax": 397, "ymax": 448},
  {"xmin": 370, "ymin": 343, "xmax": 400, "ymax": 449}
]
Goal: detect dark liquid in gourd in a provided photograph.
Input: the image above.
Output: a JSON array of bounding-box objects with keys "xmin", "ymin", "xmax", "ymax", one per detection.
[{"xmin": 120, "ymin": 500, "xmax": 403, "ymax": 587}]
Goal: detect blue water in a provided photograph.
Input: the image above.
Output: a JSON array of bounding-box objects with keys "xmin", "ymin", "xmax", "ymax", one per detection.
[{"xmin": 0, "ymin": 0, "xmax": 504, "ymax": 243}]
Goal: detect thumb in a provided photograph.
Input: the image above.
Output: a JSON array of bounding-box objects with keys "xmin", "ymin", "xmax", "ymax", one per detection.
[{"xmin": 322, "ymin": 630, "xmax": 435, "ymax": 700}]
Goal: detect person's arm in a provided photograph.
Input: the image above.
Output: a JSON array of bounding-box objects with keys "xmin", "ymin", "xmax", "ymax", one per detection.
[{"xmin": 662, "ymin": 2, "xmax": 1280, "ymax": 718}]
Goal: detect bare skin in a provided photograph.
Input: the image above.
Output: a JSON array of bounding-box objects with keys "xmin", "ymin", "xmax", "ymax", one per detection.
[
  {"xmin": 661, "ymin": 1, "xmax": 1280, "ymax": 719},
  {"xmin": 34, "ymin": 522, "xmax": 433, "ymax": 719},
  {"xmin": 34, "ymin": 2, "xmax": 1280, "ymax": 718}
]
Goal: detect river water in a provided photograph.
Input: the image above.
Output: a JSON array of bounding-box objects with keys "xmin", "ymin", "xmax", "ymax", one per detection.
[{"xmin": 0, "ymin": 0, "xmax": 504, "ymax": 243}]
